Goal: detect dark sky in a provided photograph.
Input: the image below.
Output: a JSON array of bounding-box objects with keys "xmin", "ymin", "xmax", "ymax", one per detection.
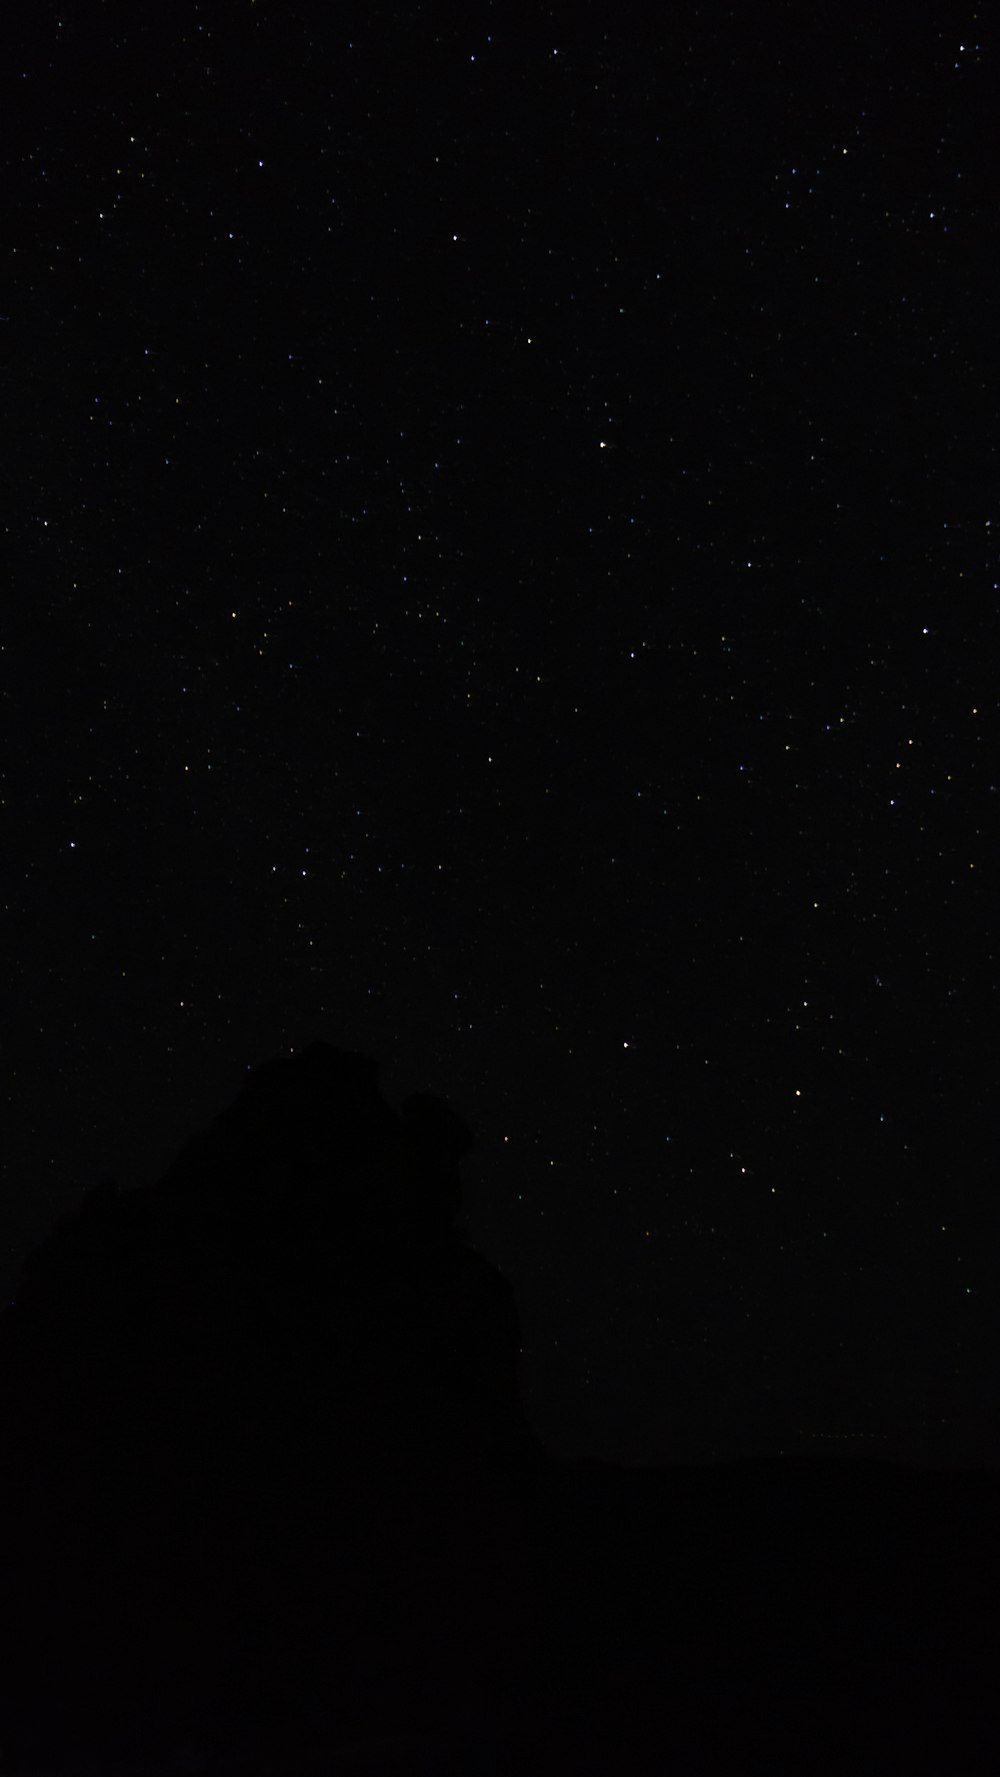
[{"xmin": 4, "ymin": 2, "xmax": 997, "ymax": 1467}]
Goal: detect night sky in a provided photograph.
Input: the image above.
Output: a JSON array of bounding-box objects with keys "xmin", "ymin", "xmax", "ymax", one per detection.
[{"xmin": 4, "ymin": 3, "xmax": 997, "ymax": 1467}]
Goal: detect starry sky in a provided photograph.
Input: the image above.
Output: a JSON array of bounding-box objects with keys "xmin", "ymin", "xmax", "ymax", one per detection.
[{"xmin": 4, "ymin": 2, "xmax": 998, "ymax": 1467}]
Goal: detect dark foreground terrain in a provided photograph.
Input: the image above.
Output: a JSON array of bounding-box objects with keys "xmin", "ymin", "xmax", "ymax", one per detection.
[{"xmin": 0, "ymin": 1045, "xmax": 996, "ymax": 1774}]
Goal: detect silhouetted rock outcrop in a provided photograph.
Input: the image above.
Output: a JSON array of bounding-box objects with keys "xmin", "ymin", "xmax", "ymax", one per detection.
[
  {"xmin": 0, "ymin": 1043, "xmax": 544, "ymax": 1773},
  {"xmin": 0, "ymin": 1042, "xmax": 997, "ymax": 1775}
]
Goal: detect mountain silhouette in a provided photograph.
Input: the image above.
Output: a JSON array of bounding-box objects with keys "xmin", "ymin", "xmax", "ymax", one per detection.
[{"xmin": 0, "ymin": 1041, "xmax": 996, "ymax": 1774}]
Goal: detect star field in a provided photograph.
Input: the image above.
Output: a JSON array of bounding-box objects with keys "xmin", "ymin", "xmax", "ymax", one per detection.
[{"xmin": 3, "ymin": 2, "xmax": 997, "ymax": 1465}]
